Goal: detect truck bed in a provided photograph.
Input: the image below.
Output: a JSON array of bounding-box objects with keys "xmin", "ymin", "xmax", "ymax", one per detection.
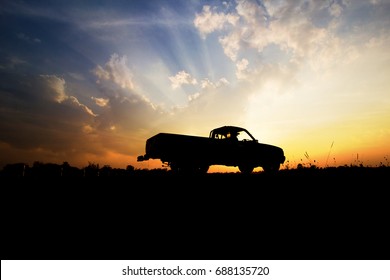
[{"xmin": 144, "ymin": 133, "xmax": 216, "ymax": 162}]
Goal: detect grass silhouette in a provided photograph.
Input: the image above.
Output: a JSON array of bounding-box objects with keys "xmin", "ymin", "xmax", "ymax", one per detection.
[{"xmin": 1, "ymin": 157, "xmax": 389, "ymax": 179}]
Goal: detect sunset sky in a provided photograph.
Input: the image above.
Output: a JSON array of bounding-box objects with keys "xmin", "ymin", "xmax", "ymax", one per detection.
[{"xmin": 1, "ymin": 0, "xmax": 389, "ymax": 171}]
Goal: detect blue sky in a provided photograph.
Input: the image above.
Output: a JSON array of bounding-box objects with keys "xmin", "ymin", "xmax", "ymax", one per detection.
[{"xmin": 1, "ymin": 0, "xmax": 390, "ymax": 170}]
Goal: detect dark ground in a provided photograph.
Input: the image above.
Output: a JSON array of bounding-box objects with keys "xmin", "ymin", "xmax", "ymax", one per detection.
[{"xmin": 2, "ymin": 166, "xmax": 389, "ymax": 260}]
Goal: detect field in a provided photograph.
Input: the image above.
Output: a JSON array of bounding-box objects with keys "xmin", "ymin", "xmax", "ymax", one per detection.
[
  {"xmin": 2, "ymin": 165, "xmax": 388, "ymax": 189},
  {"xmin": 2, "ymin": 166, "xmax": 389, "ymax": 261}
]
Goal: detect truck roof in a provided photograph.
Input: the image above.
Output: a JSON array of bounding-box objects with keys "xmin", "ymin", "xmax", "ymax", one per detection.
[{"xmin": 209, "ymin": 126, "xmax": 256, "ymax": 140}]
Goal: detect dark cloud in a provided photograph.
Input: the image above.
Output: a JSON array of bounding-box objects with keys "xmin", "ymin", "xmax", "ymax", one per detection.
[{"xmin": 0, "ymin": 74, "xmax": 96, "ymax": 157}]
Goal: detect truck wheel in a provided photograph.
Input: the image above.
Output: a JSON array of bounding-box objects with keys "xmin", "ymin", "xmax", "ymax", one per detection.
[
  {"xmin": 197, "ymin": 165, "xmax": 209, "ymax": 174},
  {"xmin": 238, "ymin": 165, "xmax": 254, "ymax": 174},
  {"xmin": 262, "ymin": 163, "xmax": 280, "ymax": 173},
  {"xmin": 182, "ymin": 165, "xmax": 209, "ymax": 174},
  {"xmin": 170, "ymin": 162, "xmax": 180, "ymax": 173}
]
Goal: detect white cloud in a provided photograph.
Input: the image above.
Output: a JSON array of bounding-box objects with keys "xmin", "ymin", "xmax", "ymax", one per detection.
[
  {"xmin": 242, "ymin": 1, "xmax": 324, "ymax": 60},
  {"xmin": 200, "ymin": 78, "xmax": 214, "ymax": 89},
  {"xmin": 66, "ymin": 96, "xmax": 97, "ymax": 117},
  {"xmin": 219, "ymin": 32, "xmax": 241, "ymax": 61},
  {"xmin": 329, "ymin": 2, "xmax": 343, "ymax": 17},
  {"xmin": 91, "ymin": 97, "xmax": 109, "ymax": 107},
  {"xmin": 216, "ymin": 77, "xmax": 230, "ymax": 87},
  {"xmin": 40, "ymin": 75, "xmax": 67, "ymax": 103},
  {"xmin": 365, "ymin": 34, "xmax": 390, "ymax": 48},
  {"xmin": 193, "ymin": 5, "xmax": 239, "ymax": 39},
  {"xmin": 82, "ymin": 124, "xmax": 94, "ymax": 134},
  {"xmin": 90, "ymin": 55, "xmax": 173, "ymax": 150},
  {"xmin": 93, "ymin": 53, "xmax": 134, "ymax": 90},
  {"xmin": 188, "ymin": 92, "xmax": 201, "ymax": 101},
  {"xmin": 200, "ymin": 77, "xmax": 230, "ymax": 89},
  {"xmin": 40, "ymin": 74, "xmax": 97, "ymax": 116},
  {"xmin": 194, "ymin": 0, "xmax": 363, "ymax": 81},
  {"xmin": 169, "ymin": 70, "xmax": 197, "ymax": 89},
  {"xmin": 235, "ymin": 0, "xmax": 268, "ymax": 26},
  {"xmin": 235, "ymin": 58, "xmax": 250, "ymax": 80}
]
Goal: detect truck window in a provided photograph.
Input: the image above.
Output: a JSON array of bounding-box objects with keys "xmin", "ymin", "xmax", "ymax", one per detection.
[
  {"xmin": 214, "ymin": 134, "xmax": 227, "ymax": 139},
  {"xmin": 237, "ymin": 132, "xmax": 247, "ymax": 141}
]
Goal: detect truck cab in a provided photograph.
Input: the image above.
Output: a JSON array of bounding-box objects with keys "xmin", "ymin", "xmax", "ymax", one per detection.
[{"xmin": 209, "ymin": 126, "xmax": 257, "ymax": 142}]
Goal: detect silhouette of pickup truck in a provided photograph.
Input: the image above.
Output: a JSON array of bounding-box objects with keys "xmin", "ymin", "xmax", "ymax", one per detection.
[{"xmin": 137, "ymin": 125, "xmax": 285, "ymax": 174}]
